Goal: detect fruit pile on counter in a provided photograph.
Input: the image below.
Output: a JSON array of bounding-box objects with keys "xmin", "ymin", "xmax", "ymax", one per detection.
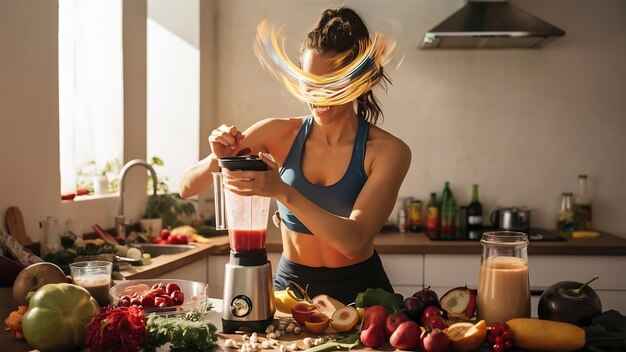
[{"xmin": 4, "ymin": 262, "xmax": 626, "ymax": 351}]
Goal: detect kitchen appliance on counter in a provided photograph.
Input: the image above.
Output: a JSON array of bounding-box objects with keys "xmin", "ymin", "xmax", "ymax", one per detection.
[
  {"xmin": 490, "ymin": 207, "xmax": 532, "ymax": 233},
  {"xmin": 213, "ymin": 157, "xmax": 275, "ymax": 333}
]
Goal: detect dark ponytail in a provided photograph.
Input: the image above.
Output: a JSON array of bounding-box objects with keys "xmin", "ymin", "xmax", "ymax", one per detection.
[{"xmin": 302, "ymin": 7, "xmax": 390, "ymax": 125}]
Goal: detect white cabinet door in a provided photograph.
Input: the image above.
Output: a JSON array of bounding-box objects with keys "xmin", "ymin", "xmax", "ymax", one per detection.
[
  {"xmin": 379, "ymin": 254, "xmax": 424, "ymax": 298},
  {"xmin": 423, "ymin": 254, "xmax": 480, "ymax": 299},
  {"xmin": 154, "ymin": 258, "xmax": 208, "ymax": 283},
  {"xmin": 208, "ymin": 255, "xmax": 228, "ymax": 299}
]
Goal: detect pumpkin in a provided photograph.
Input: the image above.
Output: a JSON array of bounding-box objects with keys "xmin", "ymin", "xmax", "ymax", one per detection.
[{"xmin": 22, "ymin": 283, "xmax": 100, "ymax": 351}]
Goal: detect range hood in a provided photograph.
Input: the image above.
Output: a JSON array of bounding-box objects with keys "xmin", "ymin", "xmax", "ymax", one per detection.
[{"xmin": 421, "ymin": 0, "xmax": 565, "ymax": 49}]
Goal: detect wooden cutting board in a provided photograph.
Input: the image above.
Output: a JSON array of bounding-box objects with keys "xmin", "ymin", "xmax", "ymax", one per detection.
[{"xmin": 5, "ymin": 206, "xmax": 32, "ymax": 246}]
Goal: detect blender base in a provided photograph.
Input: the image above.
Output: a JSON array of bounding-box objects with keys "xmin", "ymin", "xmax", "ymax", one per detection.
[{"xmin": 222, "ymin": 317, "xmax": 275, "ymax": 334}]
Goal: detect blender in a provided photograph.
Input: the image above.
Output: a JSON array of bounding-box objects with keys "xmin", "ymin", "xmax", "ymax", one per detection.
[{"xmin": 213, "ymin": 156, "xmax": 275, "ymax": 333}]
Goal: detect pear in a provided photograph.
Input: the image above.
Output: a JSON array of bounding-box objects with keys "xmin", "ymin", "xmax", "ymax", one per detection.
[{"xmin": 311, "ymin": 294, "xmax": 345, "ymax": 319}]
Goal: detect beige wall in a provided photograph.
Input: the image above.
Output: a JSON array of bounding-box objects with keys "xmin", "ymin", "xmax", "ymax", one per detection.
[
  {"xmin": 0, "ymin": 0, "xmax": 624, "ymax": 242},
  {"xmin": 213, "ymin": 0, "xmax": 626, "ymax": 237}
]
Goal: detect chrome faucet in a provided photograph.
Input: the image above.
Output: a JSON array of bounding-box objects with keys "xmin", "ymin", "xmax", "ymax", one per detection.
[{"xmin": 115, "ymin": 159, "xmax": 158, "ymax": 238}]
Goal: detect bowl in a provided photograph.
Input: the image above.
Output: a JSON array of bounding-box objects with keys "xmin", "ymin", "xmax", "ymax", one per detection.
[{"xmin": 110, "ymin": 279, "xmax": 208, "ymax": 315}]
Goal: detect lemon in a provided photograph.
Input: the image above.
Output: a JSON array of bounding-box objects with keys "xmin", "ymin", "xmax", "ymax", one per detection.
[{"xmin": 447, "ymin": 319, "xmax": 487, "ymax": 352}]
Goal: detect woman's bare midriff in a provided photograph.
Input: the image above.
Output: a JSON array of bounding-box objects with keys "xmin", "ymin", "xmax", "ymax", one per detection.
[{"xmin": 279, "ymin": 222, "xmax": 373, "ymax": 268}]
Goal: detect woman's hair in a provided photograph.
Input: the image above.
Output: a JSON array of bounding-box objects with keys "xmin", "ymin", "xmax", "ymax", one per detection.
[{"xmin": 302, "ymin": 7, "xmax": 390, "ymax": 125}]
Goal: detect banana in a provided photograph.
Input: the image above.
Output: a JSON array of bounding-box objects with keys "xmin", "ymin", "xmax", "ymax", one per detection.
[{"xmin": 572, "ymin": 230, "xmax": 599, "ymax": 238}]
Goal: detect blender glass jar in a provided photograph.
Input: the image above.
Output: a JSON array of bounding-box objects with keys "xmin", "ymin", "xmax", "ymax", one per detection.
[{"xmin": 213, "ymin": 156, "xmax": 270, "ymax": 252}]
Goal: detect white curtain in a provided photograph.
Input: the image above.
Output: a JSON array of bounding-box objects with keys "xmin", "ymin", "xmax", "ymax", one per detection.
[{"xmin": 59, "ymin": 0, "xmax": 123, "ymax": 195}]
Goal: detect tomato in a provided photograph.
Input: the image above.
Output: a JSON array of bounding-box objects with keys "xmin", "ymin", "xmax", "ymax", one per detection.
[
  {"xmin": 22, "ymin": 283, "xmax": 99, "ymax": 351},
  {"xmin": 166, "ymin": 282, "xmax": 182, "ymax": 295}
]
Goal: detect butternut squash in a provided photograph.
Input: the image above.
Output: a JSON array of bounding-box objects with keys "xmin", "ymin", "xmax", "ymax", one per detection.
[{"xmin": 506, "ymin": 318, "xmax": 585, "ymax": 352}]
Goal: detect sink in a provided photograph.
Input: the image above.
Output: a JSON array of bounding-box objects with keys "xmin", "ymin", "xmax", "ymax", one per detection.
[{"xmin": 135, "ymin": 244, "xmax": 197, "ymax": 257}]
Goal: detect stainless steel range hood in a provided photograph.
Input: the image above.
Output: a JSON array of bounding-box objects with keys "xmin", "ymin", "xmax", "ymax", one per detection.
[{"xmin": 420, "ymin": 0, "xmax": 565, "ymax": 49}]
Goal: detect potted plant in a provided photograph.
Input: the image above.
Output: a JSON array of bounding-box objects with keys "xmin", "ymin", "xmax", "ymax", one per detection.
[
  {"xmin": 77, "ymin": 160, "xmax": 120, "ymax": 195},
  {"xmin": 142, "ymin": 157, "xmax": 196, "ymax": 233}
]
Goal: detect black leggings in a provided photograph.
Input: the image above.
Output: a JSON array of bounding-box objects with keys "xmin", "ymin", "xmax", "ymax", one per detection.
[{"xmin": 273, "ymin": 251, "xmax": 394, "ymax": 305}]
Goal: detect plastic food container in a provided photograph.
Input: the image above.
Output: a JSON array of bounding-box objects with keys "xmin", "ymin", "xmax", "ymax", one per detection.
[{"xmin": 110, "ymin": 279, "xmax": 208, "ymax": 315}]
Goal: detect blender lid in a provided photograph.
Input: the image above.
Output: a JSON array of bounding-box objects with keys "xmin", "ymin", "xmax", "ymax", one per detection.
[{"xmin": 218, "ymin": 156, "xmax": 267, "ymax": 171}]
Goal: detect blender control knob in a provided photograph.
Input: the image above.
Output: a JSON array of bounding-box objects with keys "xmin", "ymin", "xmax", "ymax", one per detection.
[{"xmin": 230, "ymin": 295, "xmax": 252, "ymax": 317}]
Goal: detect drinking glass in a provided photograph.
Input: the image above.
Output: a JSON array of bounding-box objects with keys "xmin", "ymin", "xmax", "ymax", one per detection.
[
  {"xmin": 477, "ymin": 231, "xmax": 530, "ymax": 325},
  {"xmin": 69, "ymin": 261, "xmax": 113, "ymax": 307}
]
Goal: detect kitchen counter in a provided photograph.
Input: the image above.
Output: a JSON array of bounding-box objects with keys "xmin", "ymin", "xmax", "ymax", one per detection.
[{"xmin": 120, "ymin": 229, "xmax": 626, "ymax": 280}]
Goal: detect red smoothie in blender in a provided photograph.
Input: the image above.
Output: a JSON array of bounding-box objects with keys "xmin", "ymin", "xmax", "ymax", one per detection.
[{"xmin": 231, "ymin": 229, "xmax": 267, "ymax": 252}]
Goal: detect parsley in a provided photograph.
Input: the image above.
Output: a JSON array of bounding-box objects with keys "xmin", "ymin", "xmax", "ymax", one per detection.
[{"xmin": 143, "ymin": 309, "xmax": 218, "ymax": 352}]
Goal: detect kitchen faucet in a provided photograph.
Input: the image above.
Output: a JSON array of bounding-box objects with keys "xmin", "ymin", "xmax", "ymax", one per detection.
[{"xmin": 115, "ymin": 159, "xmax": 158, "ymax": 239}]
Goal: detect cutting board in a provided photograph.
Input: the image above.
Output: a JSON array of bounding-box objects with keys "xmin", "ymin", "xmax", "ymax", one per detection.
[{"xmin": 5, "ymin": 206, "xmax": 32, "ymax": 246}]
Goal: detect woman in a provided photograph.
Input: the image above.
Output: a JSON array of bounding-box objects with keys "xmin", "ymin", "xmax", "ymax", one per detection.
[{"xmin": 180, "ymin": 7, "xmax": 411, "ymax": 304}]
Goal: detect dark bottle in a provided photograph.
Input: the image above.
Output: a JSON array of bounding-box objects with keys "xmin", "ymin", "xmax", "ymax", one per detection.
[
  {"xmin": 467, "ymin": 184, "xmax": 483, "ymax": 240},
  {"xmin": 425, "ymin": 193, "xmax": 440, "ymax": 236},
  {"xmin": 440, "ymin": 182, "xmax": 456, "ymax": 238},
  {"xmin": 557, "ymin": 192, "xmax": 574, "ymax": 232},
  {"xmin": 573, "ymin": 174, "xmax": 592, "ymax": 230}
]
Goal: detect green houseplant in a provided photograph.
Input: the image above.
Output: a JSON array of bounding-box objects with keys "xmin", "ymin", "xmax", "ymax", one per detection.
[{"xmin": 142, "ymin": 157, "xmax": 196, "ymax": 229}]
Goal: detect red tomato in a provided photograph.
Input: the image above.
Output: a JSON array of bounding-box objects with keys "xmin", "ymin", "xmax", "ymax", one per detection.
[
  {"xmin": 160, "ymin": 229, "xmax": 170, "ymax": 240},
  {"xmin": 166, "ymin": 283, "xmax": 182, "ymax": 295}
]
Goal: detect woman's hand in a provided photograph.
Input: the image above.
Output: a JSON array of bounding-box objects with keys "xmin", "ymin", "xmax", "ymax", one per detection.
[
  {"xmin": 208, "ymin": 124, "xmax": 244, "ymax": 158},
  {"xmin": 222, "ymin": 152, "xmax": 286, "ymax": 198}
]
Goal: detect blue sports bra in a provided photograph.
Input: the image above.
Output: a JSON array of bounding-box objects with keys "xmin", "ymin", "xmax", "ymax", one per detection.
[{"xmin": 277, "ymin": 116, "xmax": 369, "ymax": 234}]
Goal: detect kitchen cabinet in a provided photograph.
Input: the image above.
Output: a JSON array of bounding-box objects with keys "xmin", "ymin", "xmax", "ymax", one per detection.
[
  {"xmin": 154, "ymin": 257, "xmax": 208, "ymax": 283},
  {"xmin": 379, "ymin": 254, "xmax": 424, "ymax": 298}
]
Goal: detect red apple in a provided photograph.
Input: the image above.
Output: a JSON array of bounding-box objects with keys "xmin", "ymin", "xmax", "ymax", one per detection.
[
  {"xmin": 423, "ymin": 315, "xmax": 448, "ymax": 330},
  {"xmin": 385, "ymin": 310, "xmax": 410, "ymax": 338},
  {"xmin": 389, "ymin": 321, "xmax": 421, "ymax": 350},
  {"xmin": 439, "ymin": 286, "xmax": 477, "ymax": 319},
  {"xmin": 421, "ymin": 328, "xmax": 450, "ymax": 352},
  {"xmin": 421, "ymin": 305, "xmax": 442, "ymax": 324},
  {"xmin": 360, "ymin": 326, "xmax": 386, "ymax": 349},
  {"xmin": 291, "ymin": 302, "xmax": 317, "ymax": 325}
]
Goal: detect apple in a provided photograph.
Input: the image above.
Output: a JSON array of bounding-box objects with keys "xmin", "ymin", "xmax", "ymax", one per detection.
[
  {"xmin": 413, "ymin": 286, "xmax": 440, "ymax": 308},
  {"xmin": 385, "ymin": 310, "xmax": 410, "ymax": 338},
  {"xmin": 538, "ymin": 275, "xmax": 602, "ymax": 326},
  {"xmin": 423, "ymin": 315, "xmax": 448, "ymax": 330},
  {"xmin": 440, "ymin": 286, "xmax": 477, "ymax": 319},
  {"xmin": 421, "ymin": 305, "xmax": 442, "ymax": 324},
  {"xmin": 389, "ymin": 321, "xmax": 421, "ymax": 350},
  {"xmin": 360, "ymin": 326, "xmax": 386, "ymax": 349},
  {"xmin": 421, "ymin": 328, "xmax": 450, "ymax": 352},
  {"xmin": 291, "ymin": 302, "xmax": 318, "ymax": 325},
  {"xmin": 311, "ymin": 294, "xmax": 345, "ymax": 319}
]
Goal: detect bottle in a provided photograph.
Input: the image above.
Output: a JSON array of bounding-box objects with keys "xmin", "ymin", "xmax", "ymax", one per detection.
[
  {"xmin": 398, "ymin": 208, "xmax": 407, "ymax": 233},
  {"xmin": 467, "ymin": 184, "xmax": 483, "ymax": 229},
  {"xmin": 573, "ymin": 174, "xmax": 592, "ymax": 230},
  {"xmin": 408, "ymin": 200, "xmax": 423, "ymax": 232},
  {"xmin": 425, "ymin": 193, "xmax": 440, "ymax": 236},
  {"xmin": 41, "ymin": 217, "xmax": 63, "ymax": 258},
  {"xmin": 440, "ymin": 182, "xmax": 457, "ymax": 237},
  {"xmin": 557, "ymin": 192, "xmax": 574, "ymax": 232}
]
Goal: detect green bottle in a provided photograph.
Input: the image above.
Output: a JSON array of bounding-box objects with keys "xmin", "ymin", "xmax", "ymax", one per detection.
[{"xmin": 440, "ymin": 182, "xmax": 457, "ymax": 237}]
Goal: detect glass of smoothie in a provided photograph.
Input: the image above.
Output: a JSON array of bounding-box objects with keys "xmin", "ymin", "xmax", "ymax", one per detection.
[
  {"xmin": 70, "ymin": 260, "xmax": 113, "ymax": 307},
  {"xmin": 477, "ymin": 231, "xmax": 530, "ymax": 325}
]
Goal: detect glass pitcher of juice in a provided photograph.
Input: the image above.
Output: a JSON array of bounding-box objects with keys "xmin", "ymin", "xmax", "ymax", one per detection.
[
  {"xmin": 477, "ymin": 231, "xmax": 530, "ymax": 325},
  {"xmin": 213, "ymin": 156, "xmax": 270, "ymax": 252}
]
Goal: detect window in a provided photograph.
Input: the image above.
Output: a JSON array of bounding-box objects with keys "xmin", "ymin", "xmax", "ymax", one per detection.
[{"xmin": 58, "ymin": 0, "xmax": 123, "ymax": 198}]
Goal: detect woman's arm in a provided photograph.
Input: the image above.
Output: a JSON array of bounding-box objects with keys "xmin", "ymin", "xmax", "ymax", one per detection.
[
  {"xmin": 179, "ymin": 118, "xmax": 298, "ymax": 198},
  {"xmin": 225, "ymin": 136, "xmax": 411, "ymax": 259}
]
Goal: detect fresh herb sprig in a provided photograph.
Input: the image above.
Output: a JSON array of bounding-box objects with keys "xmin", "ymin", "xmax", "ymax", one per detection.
[{"xmin": 143, "ymin": 309, "xmax": 218, "ymax": 352}]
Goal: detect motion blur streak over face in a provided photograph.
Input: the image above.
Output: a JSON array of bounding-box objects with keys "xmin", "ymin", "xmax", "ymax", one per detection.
[{"xmin": 254, "ymin": 20, "xmax": 400, "ymax": 106}]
